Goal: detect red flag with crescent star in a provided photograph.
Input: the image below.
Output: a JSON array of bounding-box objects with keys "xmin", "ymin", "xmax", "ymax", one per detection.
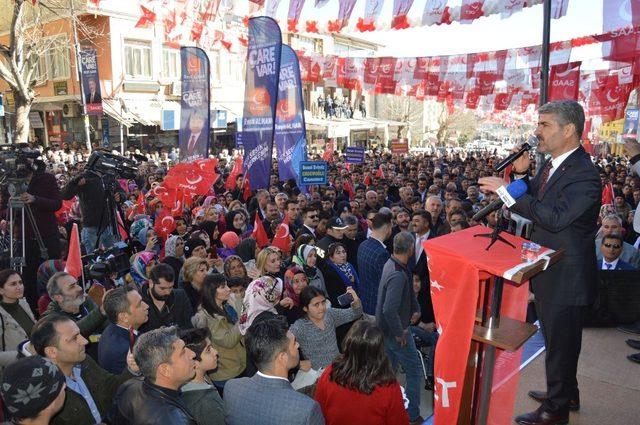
[
  {"xmin": 252, "ymin": 214, "xmax": 270, "ymax": 248},
  {"xmin": 271, "ymin": 214, "xmax": 292, "ymax": 253},
  {"xmin": 154, "ymin": 209, "xmax": 177, "ymax": 239}
]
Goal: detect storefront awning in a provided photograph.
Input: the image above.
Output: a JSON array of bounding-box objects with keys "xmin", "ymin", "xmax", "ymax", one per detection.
[{"xmin": 103, "ymin": 98, "xmax": 181, "ymax": 127}]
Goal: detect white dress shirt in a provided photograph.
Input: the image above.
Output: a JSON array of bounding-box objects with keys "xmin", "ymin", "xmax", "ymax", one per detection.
[
  {"xmin": 546, "ymin": 146, "xmax": 579, "ymax": 181},
  {"xmin": 601, "ymin": 258, "xmax": 619, "ymax": 270},
  {"xmin": 415, "ymin": 230, "xmax": 430, "ymax": 260}
]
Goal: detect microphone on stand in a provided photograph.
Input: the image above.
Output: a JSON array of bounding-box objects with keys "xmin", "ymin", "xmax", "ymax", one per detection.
[
  {"xmin": 472, "ymin": 180, "xmax": 528, "ymax": 222},
  {"xmin": 493, "ymin": 136, "xmax": 539, "ymax": 173}
]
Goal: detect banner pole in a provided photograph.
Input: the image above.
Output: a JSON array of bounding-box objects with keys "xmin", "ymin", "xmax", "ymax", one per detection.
[{"xmin": 539, "ymin": 0, "xmax": 552, "ymax": 106}]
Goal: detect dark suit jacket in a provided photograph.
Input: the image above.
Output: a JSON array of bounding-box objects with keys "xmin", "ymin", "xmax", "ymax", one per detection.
[
  {"xmin": 510, "ymin": 147, "xmax": 601, "ymax": 306},
  {"xmin": 411, "ymin": 231, "xmax": 437, "ymax": 324},
  {"xmin": 602, "ymin": 259, "xmax": 637, "ymax": 270},
  {"xmin": 181, "ymin": 131, "xmax": 208, "ymax": 161},
  {"xmin": 98, "ymin": 323, "xmax": 136, "ymax": 374},
  {"xmin": 26, "ymin": 172, "xmax": 62, "ymax": 239}
]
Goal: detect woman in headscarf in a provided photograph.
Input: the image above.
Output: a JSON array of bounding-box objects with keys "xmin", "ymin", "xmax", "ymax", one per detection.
[
  {"xmin": 225, "ymin": 210, "xmax": 247, "ymax": 237},
  {"xmin": 137, "ymin": 227, "xmax": 161, "ymax": 256},
  {"xmin": 223, "ymin": 255, "xmax": 249, "ymax": 281},
  {"xmin": 292, "ymin": 244, "xmax": 326, "ymax": 294},
  {"xmin": 239, "ymin": 247, "xmax": 290, "ymax": 335},
  {"xmin": 162, "ymin": 235, "xmax": 185, "ymax": 279},
  {"xmin": 276, "ymin": 265, "xmax": 309, "ymax": 325},
  {"xmin": 235, "ymin": 238, "xmax": 260, "ymax": 279},
  {"xmin": 128, "ymin": 251, "xmax": 157, "ymax": 290}
]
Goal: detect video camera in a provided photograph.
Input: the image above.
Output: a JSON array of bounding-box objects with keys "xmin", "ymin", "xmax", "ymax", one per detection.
[
  {"xmin": 83, "ymin": 242, "xmax": 132, "ymax": 281},
  {"xmin": 85, "ymin": 150, "xmax": 139, "ymax": 180},
  {"xmin": 0, "ymin": 144, "xmax": 41, "ymax": 196}
]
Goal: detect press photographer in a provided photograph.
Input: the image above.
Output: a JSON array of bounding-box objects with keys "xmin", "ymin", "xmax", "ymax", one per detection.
[
  {"xmin": 61, "ymin": 150, "xmax": 138, "ymax": 254},
  {"xmin": 0, "ymin": 145, "xmax": 62, "ymax": 311}
]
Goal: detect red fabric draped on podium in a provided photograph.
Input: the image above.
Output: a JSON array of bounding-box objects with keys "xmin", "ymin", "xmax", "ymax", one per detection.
[{"xmin": 423, "ymin": 226, "xmax": 541, "ymax": 425}]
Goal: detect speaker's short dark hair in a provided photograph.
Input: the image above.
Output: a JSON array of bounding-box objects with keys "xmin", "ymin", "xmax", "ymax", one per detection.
[
  {"xmin": 102, "ymin": 285, "xmax": 137, "ymax": 324},
  {"xmin": 246, "ymin": 318, "xmax": 290, "ymax": 371}
]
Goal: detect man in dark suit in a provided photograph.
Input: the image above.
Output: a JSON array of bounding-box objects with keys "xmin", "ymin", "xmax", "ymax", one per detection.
[
  {"xmin": 480, "ymin": 100, "xmax": 601, "ymax": 425},
  {"xmin": 85, "ymin": 78, "xmax": 102, "ymax": 104},
  {"xmin": 98, "ymin": 285, "xmax": 149, "ymax": 374},
  {"xmin": 224, "ymin": 318, "xmax": 324, "ymax": 425},
  {"xmin": 180, "ymin": 111, "xmax": 208, "ymax": 161},
  {"xmin": 598, "ymin": 234, "xmax": 637, "ymax": 270},
  {"xmin": 411, "ymin": 210, "xmax": 435, "ymax": 325}
]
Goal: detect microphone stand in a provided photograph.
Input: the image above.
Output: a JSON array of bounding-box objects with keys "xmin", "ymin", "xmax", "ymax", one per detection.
[{"xmin": 473, "ymin": 210, "xmax": 516, "ymax": 251}]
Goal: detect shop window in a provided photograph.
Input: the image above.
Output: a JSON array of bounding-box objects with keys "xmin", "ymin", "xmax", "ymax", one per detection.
[{"xmin": 124, "ymin": 40, "xmax": 152, "ymax": 79}]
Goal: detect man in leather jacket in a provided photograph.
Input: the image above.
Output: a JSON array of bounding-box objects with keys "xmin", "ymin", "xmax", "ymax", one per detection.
[{"xmin": 109, "ymin": 327, "xmax": 197, "ymax": 425}]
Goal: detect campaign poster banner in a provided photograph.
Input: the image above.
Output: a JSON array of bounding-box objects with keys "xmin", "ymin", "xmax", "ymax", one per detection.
[
  {"xmin": 623, "ymin": 108, "xmax": 639, "ymax": 138},
  {"xmin": 80, "ymin": 49, "xmax": 103, "ymax": 115},
  {"xmin": 242, "ymin": 16, "xmax": 282, "ymax": 189},
  {"xmin": 300, "ymin": 161, "xmax": 327, "ymax": 185},
  {"xmin": 391, "ymin": 138, "xmax": 409, "ymax": 154},
  {"xmin": 179, "ymin": 47, "xmax": 210, "ymax": 163},
  {"xmin": 275, "ymin": 45, "xmax": 307, "ymax": 182},
  {"xmin": 345, "ymin": 146, "xmax": 365, "ymax": 163}
]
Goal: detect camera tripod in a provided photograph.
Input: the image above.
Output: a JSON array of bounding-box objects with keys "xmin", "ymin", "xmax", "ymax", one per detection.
[{"xmin": 7, "ymin": 198, "xmax": 48, "ymax": 272}]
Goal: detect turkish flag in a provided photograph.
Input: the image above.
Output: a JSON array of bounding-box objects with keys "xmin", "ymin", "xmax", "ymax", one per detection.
[
  {"xmin": 425, "ymin": 72, "xmax": 441, "ymax": 96},
  {"xmin": 602, "ymin": 182, "xmax": 615, "ymax": 206},
  {"xmin": 465, "ymin": 90, "xmax": 480, "ymax": 109},
  {"xmin": 135, "ymin": 5, "xmax": 156, "ymax": 28},
  {"xmin": 135, "ymin": 192, "xmax": 146, "ymax": 215},
  {"xmin": 594, "ymin": 82, "xmax": 633, "ymax": 122},
  {"xmin": 151, "ymin": 184, "xmax": 177, "ymax": 210},
  {"xmin": 154, "ymin": 209, "xmax": 177, "ymax": 239},
  {"xmin": 55, "ymin": 198, "xmax": 76, "ymax": 224},
  {"xmin": 548, "ymin": 61, "xmax": 581, "ymax": 101},
  {"xmin": 64, "ymin": 223, "xmax": 83, "ymax": 278},
  {"xmin": 271, "ymin": 214, "xmax": 292, "ymax": 253},
  {"xmin": 460, "ymin": 0, "xmax": 484, "ymax": 22},
  {"xmin": 494, "ymin": 93, "xmax": 512, "ymax": 111},
  {"xmin": 252, "ymin": 214, "xmax": 270, "ymax": 248},
  {"xmin": 475, "ymin": 71, "xmax": 496, "ymax": 95},
  {"xmin": 116, "ymin": 211, "xmax": 129, "ymax": 242},
  {"xmin": 225, "ymin": 156, "xmax": 244, "ymax": 190},
  {"xmin": 414, "ymin": 57, "xmax": 430, "ymax": 81},
  {"xmin": 164, "ymin": 162, "xmax": 218, "ymax": 197}
]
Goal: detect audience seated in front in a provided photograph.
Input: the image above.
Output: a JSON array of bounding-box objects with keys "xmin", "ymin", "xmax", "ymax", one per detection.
[
  {"xmin": 109, "ymin": 326, "xmax": 197, "ymax": 424},
  {"xmin": 30, "ymin": 314, "xmax": 135, "ymax": 425},
  {"xmin": 179, "ymin": 327, "xmax": 224, "ymax": 425},
  {"xmin": 314, "ymin": 320, "xmax": 409, "ymax": 425},
  {"xmin": 98, "ymin": 285, "xmax": 149, "ymax": 374},
  {"xmin": 224, "ymin": 317, "xmax": 325, "ymax": 425}
]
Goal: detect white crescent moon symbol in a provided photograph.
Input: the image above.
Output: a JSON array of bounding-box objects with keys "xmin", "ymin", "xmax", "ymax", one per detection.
[
  {"xmin": 252, "ymin": 93, "xmax": 262, "ymax": 105},
  {"xmin": 172, "ymin": 200, "xmax": 181, "ymax": 212},
  {"xmin": 162, "ymin": 216, "xmax": 174, "ymax": 227},
  {"xmin": 276, "ymin": 223, "xmax": 290, "ymax": 238},
  {"xmin": 555, "ymin": 66, "xmax": 575, "ymax": 78},
  {"xmin": 606, "ymin": 90, "xmax": 619, "ymax": 103},
  {"xmin": 186, "ymin": 174, "xmax": 203, "ymax": 185}
]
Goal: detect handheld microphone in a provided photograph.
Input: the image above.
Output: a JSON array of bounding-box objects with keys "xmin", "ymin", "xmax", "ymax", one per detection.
[
  {"xmin": 493, "ymin": 136, "xmax": 539, "ymax": 173},
  {"xmin": 472, "ymin": 180, "xmax": 528, "ymax": 222}
]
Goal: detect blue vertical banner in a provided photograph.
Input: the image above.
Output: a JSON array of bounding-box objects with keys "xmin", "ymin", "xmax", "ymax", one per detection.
[
  {"xmin": 179, "ymin": 47, "xmax": 210, "ymax": 162},
  {"xmin": 242, "ymin": 16, "xmax": 282, "ymax": 190},
  {"xmin": 79, "ymin": 49, "xmax": 103, "ymax": 115},
  {"xmin": 275, "ymin": 45, "xmax": 307, "ymax": 183}
]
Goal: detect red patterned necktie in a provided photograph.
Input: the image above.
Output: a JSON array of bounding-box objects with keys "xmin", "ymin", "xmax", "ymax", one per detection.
[{"xmin": 537, "ymin": 161, "xmax": 553, "ymax": 195}]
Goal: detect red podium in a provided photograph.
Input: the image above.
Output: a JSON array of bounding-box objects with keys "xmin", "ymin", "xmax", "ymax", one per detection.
[{"xmin": 423, "ymin": 226, "xmax": 563, "ymax": 425}]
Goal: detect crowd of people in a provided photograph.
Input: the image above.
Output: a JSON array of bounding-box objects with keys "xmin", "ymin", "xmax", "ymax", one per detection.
[
  {"xmin": 314, "ymin": 94, "xmax": 366, "ymax": 119},
  {"xmin": 0, "ymin": 114, "xmax": 639, "ymax": 424}
]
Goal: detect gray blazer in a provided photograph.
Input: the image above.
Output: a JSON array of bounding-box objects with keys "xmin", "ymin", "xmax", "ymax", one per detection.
[{"xmin": 224, "ymin": 374, "xmax": 324, "ymax": 425}]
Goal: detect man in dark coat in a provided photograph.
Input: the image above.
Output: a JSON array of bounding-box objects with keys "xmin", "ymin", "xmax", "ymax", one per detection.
[{"xmin": 480, "ymin": 100, "xmax": 601, "ymax": 425}]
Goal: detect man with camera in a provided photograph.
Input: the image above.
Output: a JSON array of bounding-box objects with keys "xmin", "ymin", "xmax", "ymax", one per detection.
[
  {"xmin": 14, "ymin": 156, "xmax": 63, "ymax": 311},
  {"xmin": 61, "ymin": 154, "xmax": 121, "ymax": 253}
]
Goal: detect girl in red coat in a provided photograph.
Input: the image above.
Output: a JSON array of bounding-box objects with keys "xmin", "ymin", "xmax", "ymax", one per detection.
[{"xmin": 314, "ymin": 320, "xmax": 409, "ymax": 425}]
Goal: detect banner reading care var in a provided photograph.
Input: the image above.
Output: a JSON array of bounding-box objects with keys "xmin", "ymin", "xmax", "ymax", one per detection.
[
  {"xmin": 242, "ymin": 16, "xmax": 282, "ymax": 190},
  {"xmin": 275, "ymin": 45, "xmax": 308, "ymax": 184}
]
